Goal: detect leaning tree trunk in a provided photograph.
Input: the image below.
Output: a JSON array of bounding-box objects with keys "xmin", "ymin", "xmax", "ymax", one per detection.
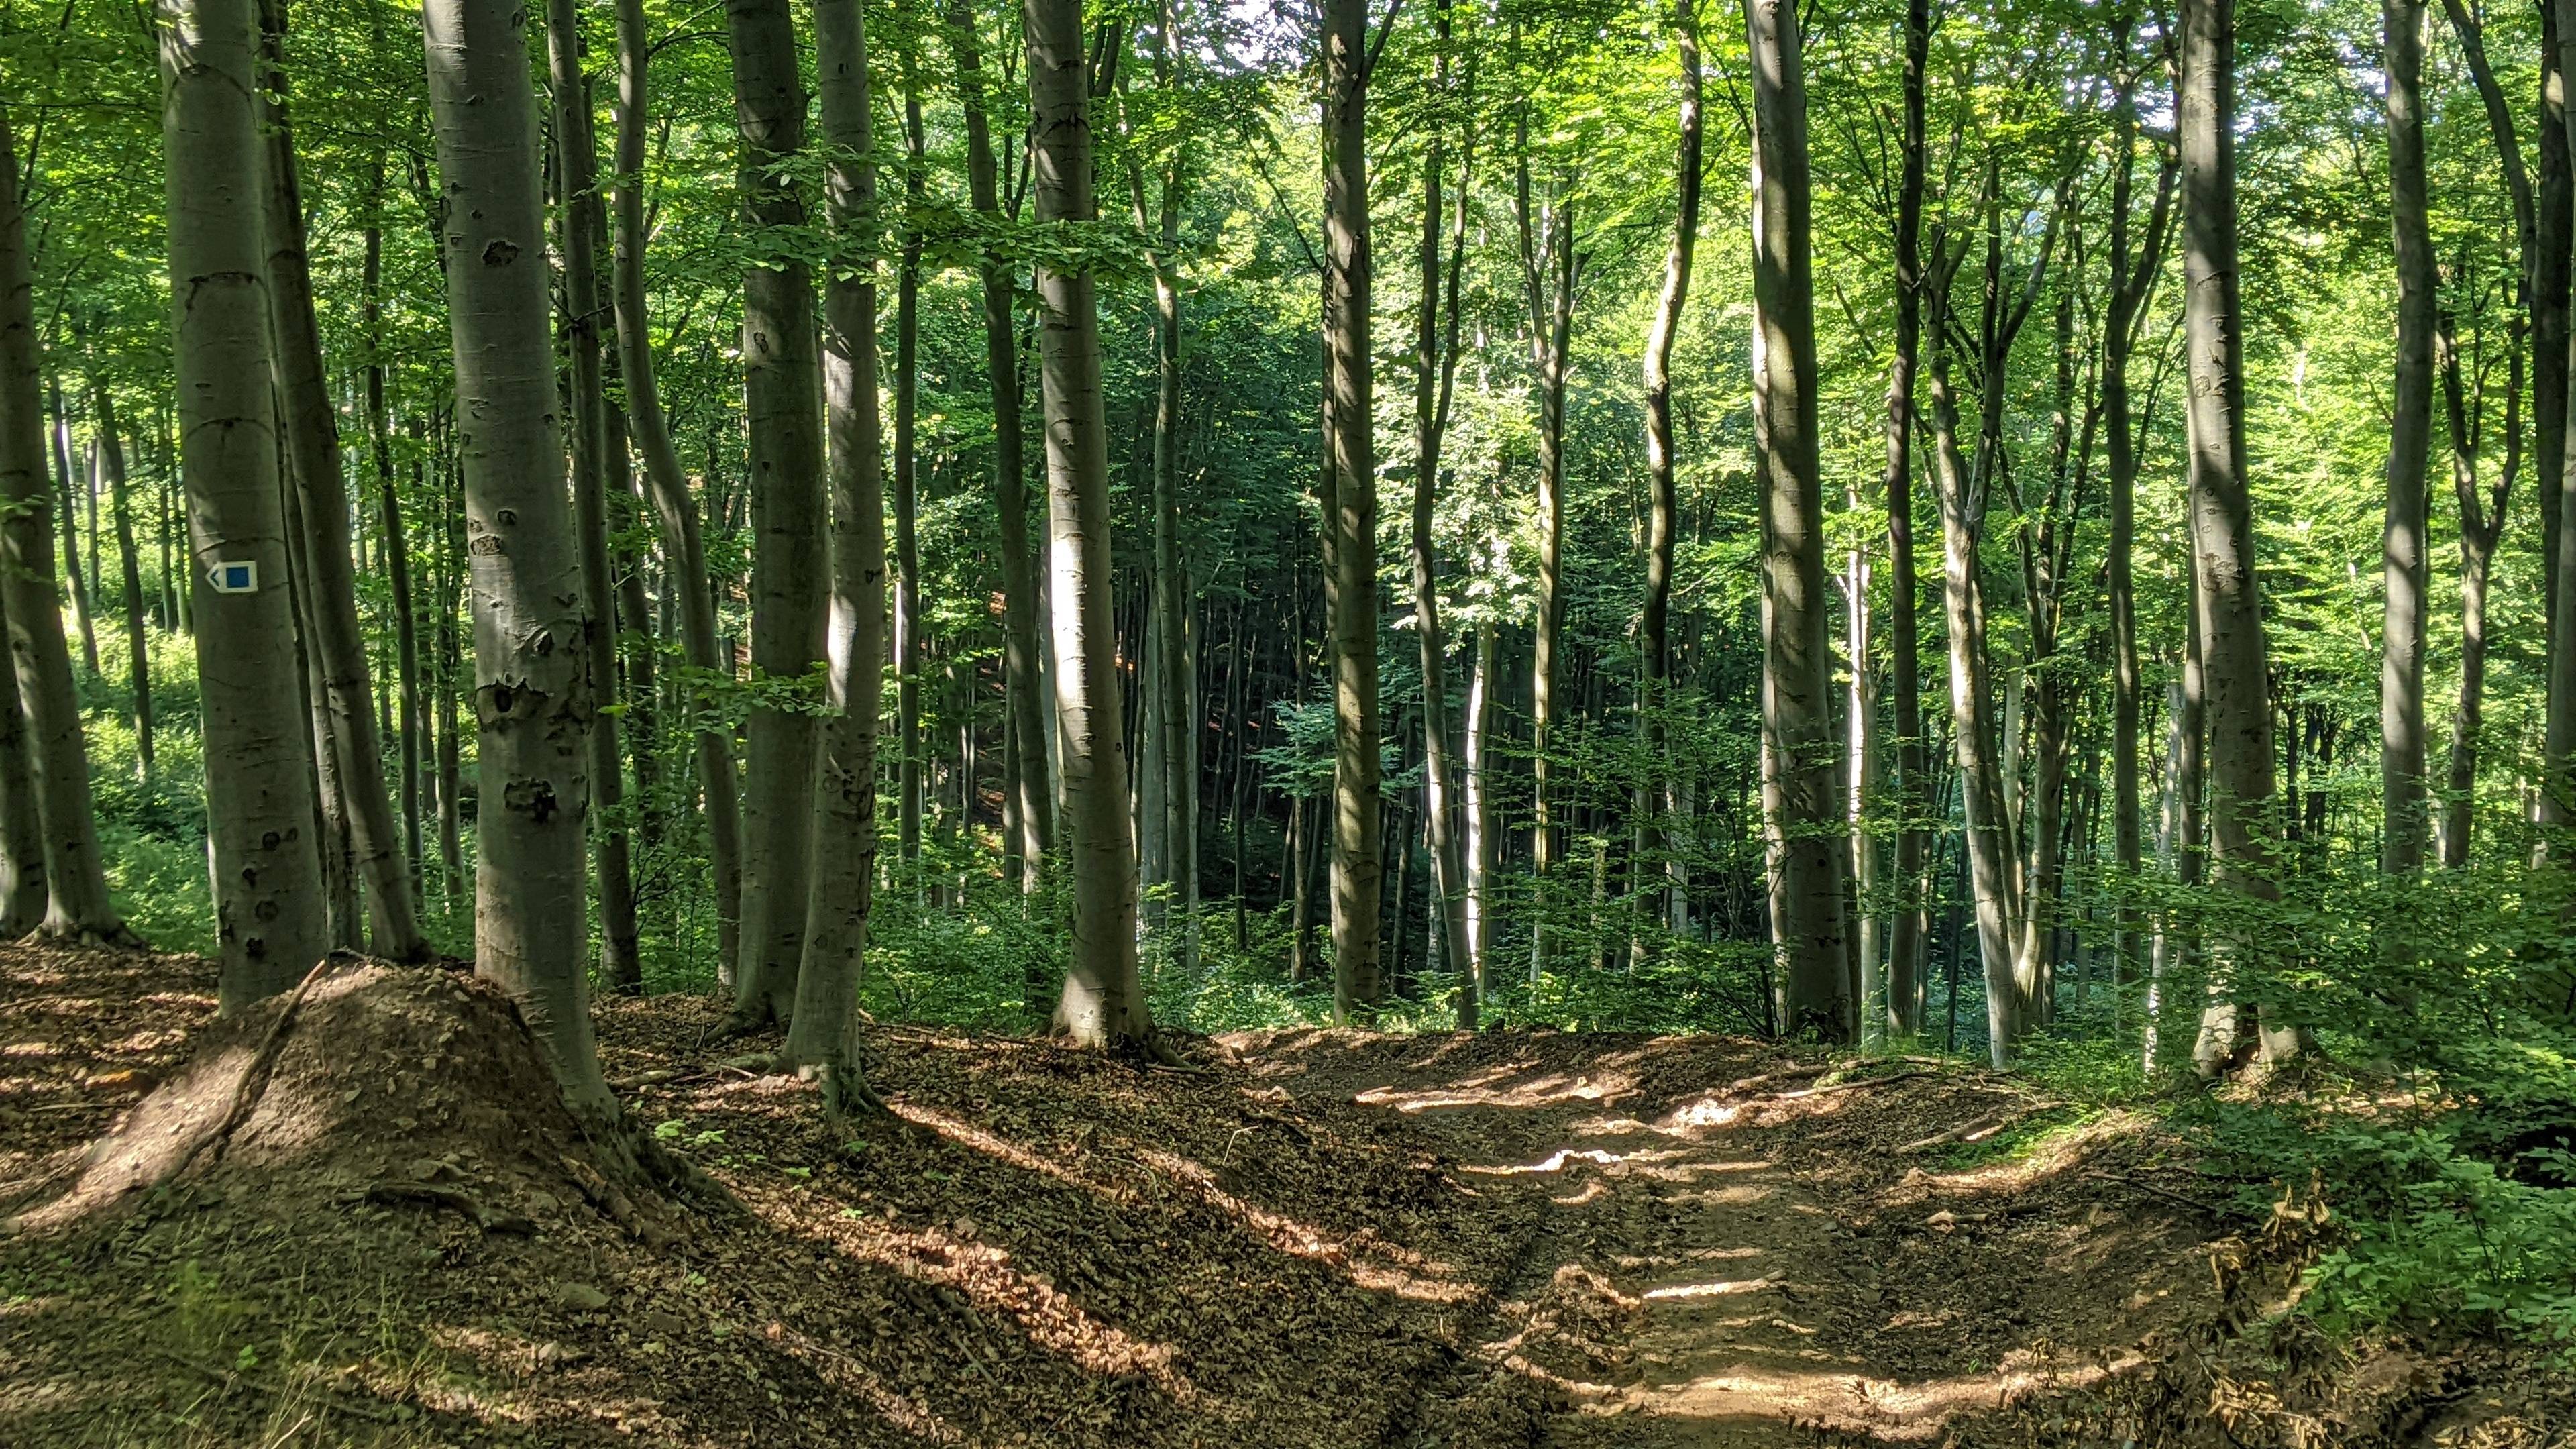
[
  {"xmin": 2181, "ymin": 0, "xmax": 2296, "ymax": 1075},
  {"xmin": 787, "ymin": 0, "xmax": 890, "ymax": 1119},
  {"xmin": 256, "ymin": 0, "xmax": 429, "ymax": 963},
  {"xmin": 1324, "ymin": 0, "xmax": 1383, "ymax": 1020},
  {"xmin": 0, "ymin": 114, "xmax": 68, "ymax": 935},
  {"xmin": 1880, "ymin": 0, "xmax": 1928, "ymax": 1036},
  {"xmin": 547, "ymin": 0, "xmax": 644, "ymax": 994},
  {"xmin": 723, "ymin": 0, "xmax": 829, "ymax": 1027},
  {"xmin": 1026, "ymin": 0, "xmax": 1154, "ymax": 1052},
  {"xmin": 1746, "ymin": 0, "xmax": 1850, "ymax": 1040},
  {"xmin": 160, "ymin": 0, "xmax": 325, "ymax": 1005},
  {"xmin": 89, "ymin": 390, "xmax": 153, "ymax": 780},
  {"xmin": 1640, "ymin": 0, "xmax": 1700, "ymax": 980},
  {"xmin": 612, "ymin": 0, "xmax": 741, "ymax": 974},
  {"xmin": 424, "ymin": 0, "xmax": 614, "ymax": 1115},
  {"xmin": 2382, "ymin": 0, "xmax": 2433, "ymax": 885},
  {"xmin": 950, "ymin": 0, "xmax": 1051, "ymax": 888},
  {"xmin": 43, "ymin": 383, "xmax": 99, "ymax": 679}
]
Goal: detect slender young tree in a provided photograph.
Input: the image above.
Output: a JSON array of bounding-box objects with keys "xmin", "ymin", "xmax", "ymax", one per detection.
[
  {"xmin": 1324, "ymin": 0, "xmax": 1383, "ymax": 1017},
  {"xmin": 2381, "ymin": 0, "xmax": 2432, "ymax": 883},
  {"xmin": 256, "ymin": 0, "xmax": 429, "ymax": 962},
  {"xmin": 894, "ymin": 10, "xmax": 927, "ymax": 872},
  {"xmin": 424, "ymin": 0, "xmax": 614, "ymax": 1113},
  {"xmin": 43, "ymin": 382, "xmax": 97, "ymax": 679},
  {"xmin": 789, "ymin": 0, "xmax": 890, "ymax": 1116},
  {"xmin": 1026, "ymin": 0, "xmax": 1154, "ymax": 1051},
  {"xmin": 1513, "ymin": 101, "xmax": 1574, "ymax": 974},
  {"xmin": 2181, "ymin": 0, "xmax": 2297, "ymax": 1074},
  {"xmin": 1880, "ymin": 0, "xmax": 1929, "ymax": 1036},
  {"xmin": 87, "ymin": 389, "xmax": 152, "ymax": 779},
  {"xmin": 160, "ymin": 0, "xmax": 325, "ymax": 1005},
  {"xmin": 361, "ymin": 157, "xmax": 426, "ymax": 901},
  {"xmin": 1638, "ymin": 0, "xmax": 1700, "ymax": 974},
  {"xmin": 950, "ymin": 0, "xmax": 1051, "ymax": 888},
  {"xmin": 724, "ymin": 0, "xmax": 829, "ymax": 1027},
  {"xmin": 547, "ymin": 0, "xmax": 644, "ymax": 993},
  {"xmin": 612, "ymin": 0, "xmax": 743, "ymax": 973},
  {"xmin": 1746, "ymin": 0, "xmax": 1849, "ymax": 1039},
  {"xmin": 2436, "ymin": 311, "xmax": 2514, "ymax": 868}
]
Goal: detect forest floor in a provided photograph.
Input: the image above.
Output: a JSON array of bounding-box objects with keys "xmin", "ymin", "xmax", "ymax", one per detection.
[{"xmin": 0, "ymin": 944, "xmax": 2564, "ymax": 1448}]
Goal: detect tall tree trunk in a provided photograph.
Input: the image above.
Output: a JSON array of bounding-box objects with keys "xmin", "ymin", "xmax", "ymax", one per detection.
[
  {"xmin": 1640, "ymin": 0, "xmax": 1699, "ymax": 982},
  {"xmin": 44, "ymin": 382, "xmax": 97, "ymax": 678},
  {"xmin": 424, "ymin": 0, "xmax": 614, "ymax": 1114},
  {"xmin": 2383, "ymin": 0, "xmax": 2433, "ymax": 883},
  {"xmin": 1747, "ymin": 0, "xmax": 1850, "ymax": 1040},
  {"xmin": 362, "ymin": 160, "xmax": 426, "ymax": 904},
  {"xmin": 1413, "ymin": 0, "xmax": 1476, "ymax": 1020},
  {"xmin": 1025, "ymin": 0, "xmax": 1153, "ymax": 1051},
  {"xmin": 2181, "ymin": 0, "xmax": 2296, "ymax": 1074},
  {"xmin": 258, "ymin": 0, "xmax": 428, "ymax": 961},
  {"xmin": 787, "ymin": 0, "xmax": 889, "ymax": 1117},
  {"xmin": 2438, "ymin": 312, "xmax": 2514, "ymax": 867},
  {"xmin": 2544, "ymin": 0, "xmax": 2573, "ymax": 655},
  {"xmin": 435, "ymin": 419, "xmax": 465, "ymax": 912},
  {"xmin": 1325, "ymin": 0, "xmax": 1383, "ymax": 1018},
  {"xmin": 282, "ymin": 476, "xmax": 361, "ymax": 952},
  {"xmin": 1880, "ymin": 0, "xmax": 1928, "ymax": 1037},
  {"xmin": 89, "ymin": 390, "xmax": 152, "ymax": 780},
  {"xmin": 1926, "ymin": 322, "xmax": 2025, "ymax": 1064},
  {"xmin": 895, "ymin": 17, "xmax": 927, "ymax": 875},
  {"xmin": 160, "ymin": 0, "xmax": 323, "ymax": 1004},
  {"xmin": 1466, "ymin": 619, "xmax": 1492, "ymax": 969},
  {"xmin": 0, "ymin": 115, "xmax": 66, "ymax": 935},
  {"xmin": 612, "ymin": 0, "xmax": 741, "ymax": 975},
  {"xmin": 1514, "ymin": 118, "xmax": 1572, "ymax": 975},
  {"xmin": 951, "ymin": 0, "xmax": 1051, "ymax": 888},
  {"xmin": 548, "ymin": 0, "xmax": 643, "ymax": 994},
  {"xmin": 724, "ymin": 0, "xmax": 828, "ymax": 1026}
]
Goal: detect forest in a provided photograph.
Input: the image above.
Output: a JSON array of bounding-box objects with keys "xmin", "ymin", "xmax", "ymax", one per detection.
[{"xmin": 5, "ymin": 0, "xmax": 2576, "ymax": 1436}]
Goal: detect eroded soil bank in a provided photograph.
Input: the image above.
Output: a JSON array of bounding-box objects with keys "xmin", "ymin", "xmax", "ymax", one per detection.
[{"xmin": 0, "ymin": 945, "xmax": 2562, "ymax": 1446}]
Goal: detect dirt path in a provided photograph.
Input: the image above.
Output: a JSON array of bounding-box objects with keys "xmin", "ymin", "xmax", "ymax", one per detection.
[{"xmin": 1232, "ymin": 1028, "xmax": 2226, "ymax": 1446}]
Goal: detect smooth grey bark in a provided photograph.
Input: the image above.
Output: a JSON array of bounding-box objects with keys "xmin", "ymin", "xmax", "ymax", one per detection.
[
  {"xmin": 2436, "ymin": 313, "xmax": 2514, "ymax": 868},
  {"xmin": 1413, "ymin": 0, "xmax": 1474, "ymax": 1020},
  {"xmin": 724, "ymin": 0, "xmax": 828, "ymax": 1027},
  {"xmin": 424, "ymin": 0, "xmax": 614, "ymax": 1114},
  {"xmin": 894, "ymin": 16, "xmax": 926, "ymax": 872},
  {"xmin": 0, "ymin": 113, "xmax": 64, "ymax": 936},
  {"xmin": 949, "ymin": 0, "xmax": 1051, "ymax": 887},
  {"xmin": 362, "ymin": 160, "xmax": 426, "ymax": 903},
  {"xmin": 2540, "ymin": 3, "xmax": 2572, "ymax": 654},
  {"xmin": 1513, "ymin": 109, "xmax": 1572, "ymax": 974},
  {"xmin": 1638, "ymin": 0, "xmax": 1698, "ymax": 982},
  {"xmin": 2181, "ymin": 0, "xmax": 2298, "ymax": 1074},
  {"xmin": 89, "ymin": 390, "xmax": 152, "ymax": 780},
  {"xmin": 256, "ymin": 0, "xmax": 429, "ymax": 962},
  {"xmin": 1026, "ymin": 0, "xmax": 1152, "ymax": 1051},
  {"xmin": 1746, "ymin": 0, "xmax": 1849, "ymax": 1040},
  {"xmin": 547, "ymin": 0, "xmax": 643, "ymax": 994},
  {"xmin": 1325, "ymin": 0, "xmax": 1383, "ymax": 1018},
  {"xmin": 612, "ymin": 0, "xmax": 741, "ymax": 974},
  {"xmin": 2548, "ymin": 0, "xmax": 2576, "ymax": 844},
  {"xmin": 2382, "ymin": 0, "xmax": 2433, "ymax": 882},
  {"xmin": 44, "ymin": 382, "xmax": 97, "ymax": 678},
  {"xmin": 160, "ymin": 0, "xmax": 323, "ymax": 1004},
  {"xmin": 787, "ymin": 0, "xmax": 889, "ymax": 1118},
  {"xmin": 1880, "ymin": 0, "xmax": 1928, "ymax": 1037}
]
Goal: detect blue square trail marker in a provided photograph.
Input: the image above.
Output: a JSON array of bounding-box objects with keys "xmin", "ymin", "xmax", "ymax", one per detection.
[{"xmin": 208, "ymin": 561, "xmax": 258, "ymax": 595}]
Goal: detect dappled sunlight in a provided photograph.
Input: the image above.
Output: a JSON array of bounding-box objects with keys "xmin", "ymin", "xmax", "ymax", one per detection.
[
  {"xmin": 1640, "ymin": 1272, "xmax": 1782, "ymax": 1301},
  {"xmin": 1607, "ymin": 1350, "xmax": 2137, "ymax": 1438},
  {"xmin": 1354, "ymin": 1069, "xmax": 1637, "ymax": 1113},
  {"xmin": 748, "ymin": 1182, "xmax": 1206, "ymax": 1407},
  {"xmin": 1134, "ymin": 1148, "xmax": 1481, "ymax": 1303}
]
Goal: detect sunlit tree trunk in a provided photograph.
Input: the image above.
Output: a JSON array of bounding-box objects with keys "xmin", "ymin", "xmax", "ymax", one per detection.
[
  {"xmin": 1026, "ymin": 0, "xmax": 1153, "ymax": 1051},
  {"xmin": 788, "ymin": 0, "xmax": 889, "ymax": 1117},
  {"xmin": 160, "ymin": 0, "xmax": 323, "ymax": 1002},
  {"xmin": 724, "ymin": 0, "xmax": 828, "ymax": 1026},
  {"xmin": 0, "ymin": 113, "xmax": 67, "ymax": 935},
  {"xmin": 2182, "ymin": 0, "xmax": 2298, "ymax": 1075},
  {"xmin": 1325, "ymin": 0, "xmax": 1383, "ymax": 1018},
  {"xmin": 43, "ymin": 382, "xmax": 98, "ymax": 678},
  {"xmin": 547, "ymin": 0, "xmax": 643, "ymax": 993},
  {"xmin": 2382, "ymin": 0, "xmax": 2433, "ymax": 884},
  {"xmin": 1747, "ymin": 0, "xmax": 1849, "ymax": 1040},
  {"xmin": 613, "ymin": 0, "xmax": 741, "ymax": 974}
]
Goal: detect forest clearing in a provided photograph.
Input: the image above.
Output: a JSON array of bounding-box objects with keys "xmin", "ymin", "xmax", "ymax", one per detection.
[{"xmin": 6, "ymin": 940, "xmax": 2560, "ymax": 1448}]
